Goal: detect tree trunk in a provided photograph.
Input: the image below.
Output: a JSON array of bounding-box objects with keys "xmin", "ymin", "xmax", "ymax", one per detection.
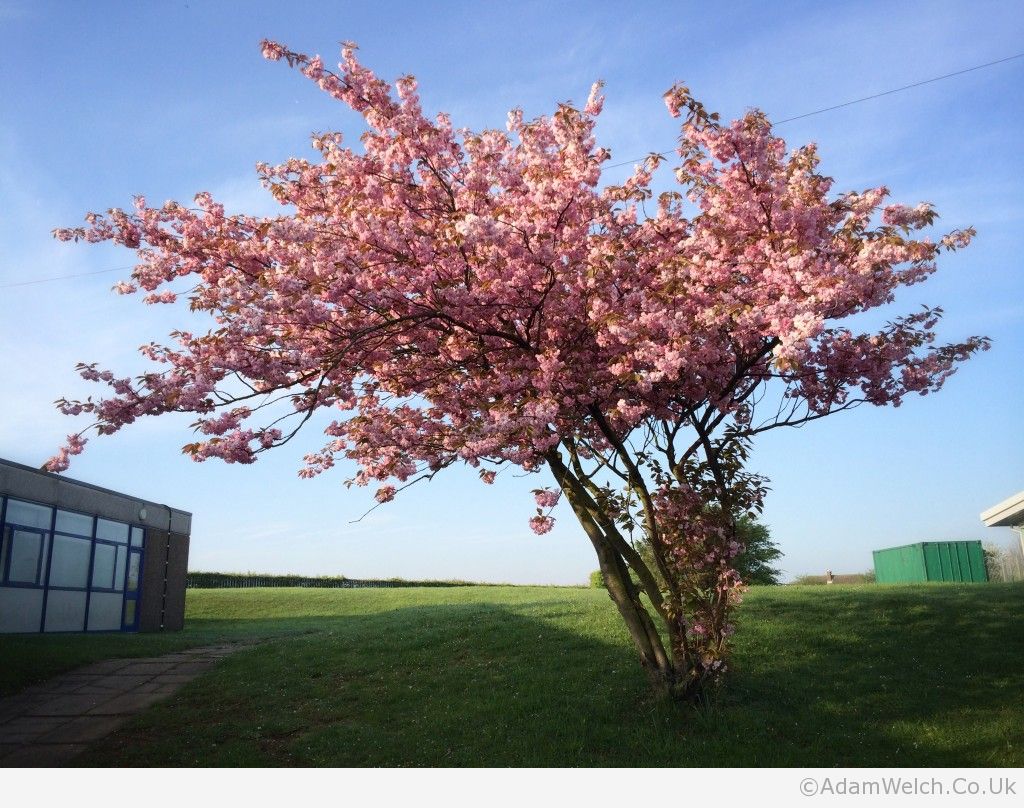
[{"xmin": 544, "ymin": 449, "xmax": 697, "ymax": 699}]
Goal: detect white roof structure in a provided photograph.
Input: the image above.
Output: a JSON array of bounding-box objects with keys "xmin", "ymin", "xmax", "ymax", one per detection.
[{"xmin": 981, "ymin": 490, "xmax": 1024, "ymax": 528}]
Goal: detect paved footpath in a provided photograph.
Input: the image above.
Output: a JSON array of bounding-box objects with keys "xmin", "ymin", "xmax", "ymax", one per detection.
[{"xmin": 0, "ymin": 644, "xmax": 246, "ymax": 767}]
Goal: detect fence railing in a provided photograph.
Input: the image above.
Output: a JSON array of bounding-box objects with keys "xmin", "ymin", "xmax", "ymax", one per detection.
[{"xmin": 186, "ymin": 571, "xmax": 476, "ymax": 589}]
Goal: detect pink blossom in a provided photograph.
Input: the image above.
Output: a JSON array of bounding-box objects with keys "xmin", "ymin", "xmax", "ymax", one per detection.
[
  {"xmin": 529, "ymin": 515, "xmax": 555, "ymax": 535},
  {"xmin": 941, "ymin": 229, "xmax": 974, "ymax": 250},
  {"xmin": 533, "ymin": 489, "xmax": 561, "ymax": 508},
  {"xmin": 44, "ymin": 434, "xmax": 88, "ymax": 473},
  {"xmin": 260, "ymin": 40, "xmax": 285, "ymax": 61},
  {"xmin": 374, "ymin": 485, "xmax": 396, "ymax": 503}
]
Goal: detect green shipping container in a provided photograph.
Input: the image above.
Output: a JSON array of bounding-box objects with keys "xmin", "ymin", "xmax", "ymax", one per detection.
[{"xmin": 872, "ymin": 541, "xmax": 988, "ymax": 583}]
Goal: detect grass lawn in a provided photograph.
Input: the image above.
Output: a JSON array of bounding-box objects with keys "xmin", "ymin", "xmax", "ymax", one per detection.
[{"xmin": 2, "ymin": 583, "xmax": 1022, "ymax": 766}]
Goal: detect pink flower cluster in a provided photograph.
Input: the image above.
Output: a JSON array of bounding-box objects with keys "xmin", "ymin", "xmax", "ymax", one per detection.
[
  {"xmin": 651, "ymin": 484, "xmax": 751, "ymax": 682},
  {"xmin": 533, "ymin": 489, "xmax": 561, "ymax": 508},
  {"xmin": 529, "ymin": 515, "xmax": 555, "ymax": 535},
  {"xmin": 374, "ymin": 485, "xmax": 396, "ymax": 504},
  {"xmin": 44, "ymin": 434, "xmax": 88, "ymax": 473}
]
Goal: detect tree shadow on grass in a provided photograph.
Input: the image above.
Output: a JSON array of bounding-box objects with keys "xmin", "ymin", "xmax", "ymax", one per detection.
[
  {"xmin": 77, "ymin": 585, "xmax": 1024, "ymax": 767},
  {"xmin": 723, "ymin": 584, "xmax": 1024, "ymax": 766}
]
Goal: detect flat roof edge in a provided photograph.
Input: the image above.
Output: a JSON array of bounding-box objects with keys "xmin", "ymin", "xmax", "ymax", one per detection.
[
  {"xmin": 981, "ymin": 490, "xmax": 1024, "ymax": 528},
  {"xmin": 0, "ymin": 457, "xmax": 191, "ymax": 518}
]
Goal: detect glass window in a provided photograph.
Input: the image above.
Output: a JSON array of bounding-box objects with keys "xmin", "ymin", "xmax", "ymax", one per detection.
[
  {"xmin": 114, "ymin": 546, "xmax": 127, "ymax": 591},
  {"xmin": 130, "ymin": 526, "xmax": 145, "ymax": 547},
  {"xmin": 0, "ymin": 526, "xmax": 8, "ymax": 579},
  {"xmin": 7, "ymin": 530, "xmax": 46, "ymax": 585},
  {"xmin": 87, "ymin": 592, "xmax": 123, "ymax": 631},
  {"xmin": 48, "ymin": 535, "xmax": 91, "ymax": 588},
  {"xmin": 126, "ymin": 552, "xmax": 142, "ymax": 592},
  {"xmin": 95, "ymin": 519, "xmax": 129, "ymax": 544},
  {"xmin": 91, "ymin": 543, "xmax": 117, "ymax": 589},
  {"xmin": 0, "ymin": 587, "xmax": 44, "ymax": 632},
  {"xmin": 44, "ymin": 589, "xmax": 86, "ymax": 632},
  {"xmin": 55, "ymin": 510, "xmax": 93, "ymax": 537},
  {"xmin": 4, "ymin": 499, "xmax": 52, "ymax": 530},
  {"xmin": 123, "ymin": 599, "xmax": 136, "ymax": 628}
]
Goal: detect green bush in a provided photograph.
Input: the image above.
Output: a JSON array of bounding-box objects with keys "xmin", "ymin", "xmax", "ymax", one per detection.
[{"xmin": 589, "ymin": 569, "xmax": 646, "ymax": 589}]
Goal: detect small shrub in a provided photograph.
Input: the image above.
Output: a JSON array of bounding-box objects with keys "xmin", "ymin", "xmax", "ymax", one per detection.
[{"xmin": 590, "ymin": 569, "xmax": 605, "ymax": 588}]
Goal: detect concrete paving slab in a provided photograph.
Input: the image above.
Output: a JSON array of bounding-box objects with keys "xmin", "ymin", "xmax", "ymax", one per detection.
[
  {"xmin": 0, "ymin": 717, "xmax": 69, "ymax": 742},
  {"xmin": 89, "ymin": 692, "xmax": 167, "ymax": 715},
  {"xmin": 74, "ymin": 659, "xmax": 134, "ymax": 675},
  {"xmin": 0, "ymin": 731, "xmax": 46, "ymax": 745},
  {"xmin": 38, "ymin": 715, "xmax": 128, "ymax": 744},
  {"xmin": 0, "ymin": 641, "xmax": 251, "ymax": 766},
  {"xmin": 72, "ymin": 683, "xmax": 127, "ymax": 695},
  {"xmin": 0, "ymin": 696, "xmax": 43, "ymax": 724},
  {"xmin": 0, "ymin": 742, "xmax": 88, "ymax": 768},
  {"xmin": 24, "ymin": 694, "xmax": 114, "ymax": 717},
  {"xmin": 151, "ymin": 673, "xmax": 201, "ymax": 684},
  {"xmin": 13, "ymin": 684, "xmax": 53, "ymax": 698},
  {"xmin": 116, "ymin": 662, "xmax": 177, "ymax": 675},
  {"xmin": 167, "ymin": 661, "xmax": 216, "ymax": 675},
  {"xmin": 53, "ymin": 674, "xmax": 103, "ymax": 686},
  {"xmin": 32, "ymin": 679, "xmax": 89, "ymax": 695},
  {"xmin": 94, "ymin": 674, "xmax": 159, "ymax": 690}
]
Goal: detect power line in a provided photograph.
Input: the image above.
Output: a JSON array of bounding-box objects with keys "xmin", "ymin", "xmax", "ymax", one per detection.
[
  {"xmin": 773, "ymin": 51, "xmax": 1024, "ymax": 124},
  {"xmin": 3, "ymin": 50, "xmax": 1021, "ymax": 290},
  {"xmin": 600, "ymin": 50, "xmax": 1024, "ymax": 171},
  {"xmin": 0, "ymin": 266, "xmax": 130, "ymax": 290}
]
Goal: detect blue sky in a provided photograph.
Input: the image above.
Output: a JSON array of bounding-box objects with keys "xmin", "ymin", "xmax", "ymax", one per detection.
[{"xmin": 1, "ymin": 0, "xmax": 1021, "ymax": 583}]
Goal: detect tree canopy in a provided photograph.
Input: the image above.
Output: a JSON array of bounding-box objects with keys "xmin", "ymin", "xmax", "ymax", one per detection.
[{"xmin": 48, "ymin": 40, "xmax": 988, "ymax": 697}]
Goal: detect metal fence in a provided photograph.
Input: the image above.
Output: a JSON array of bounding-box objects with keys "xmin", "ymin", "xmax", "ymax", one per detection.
[{"xmin": 185, "ymin": 572, "xmax": 474, "ymax": 589}]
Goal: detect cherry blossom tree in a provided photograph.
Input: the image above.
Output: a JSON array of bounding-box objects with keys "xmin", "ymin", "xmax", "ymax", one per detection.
[{"xmin": 48, "ymin": 40, "xmax": 988, "ymax": 700}]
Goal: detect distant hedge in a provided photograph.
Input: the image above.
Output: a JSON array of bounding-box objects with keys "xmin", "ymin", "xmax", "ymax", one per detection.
[
  {"xmin": 791, "ymin": 572, "xmax": 876, "ymax": 586},
  {"xmin": 186, "ymin": 571, "xmax": 479, "ymax": 589}
]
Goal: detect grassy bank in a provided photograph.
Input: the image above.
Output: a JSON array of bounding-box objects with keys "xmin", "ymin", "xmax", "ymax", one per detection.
[{"xmin": 3, "ymin": 583, "xmax": 1021, "ymax": 766}]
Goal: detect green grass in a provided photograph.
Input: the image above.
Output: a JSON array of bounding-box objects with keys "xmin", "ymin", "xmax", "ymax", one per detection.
[
  {"xmin": 3, "ymin": 583, "xmax": 1022, "ymax": 766},
  {"xmin": 0, "ymin": 627, "xmax": 231, "ymax": 697}
]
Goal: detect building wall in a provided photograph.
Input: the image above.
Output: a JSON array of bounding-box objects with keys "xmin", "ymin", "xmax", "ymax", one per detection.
[
  {"xmin": 164, "ymin": 533, "xmax": 190, "ymax": 631},
  {"xmin": 138, "ymin": 529, "xmax": 190, "ymax": 631},
  {"xmin": 139, "ymin": 529, "xmax": 168, "ymax": 632},
  {"xmin": 0, "ymin": 458, "xmax": 191, "ymax": 634}
]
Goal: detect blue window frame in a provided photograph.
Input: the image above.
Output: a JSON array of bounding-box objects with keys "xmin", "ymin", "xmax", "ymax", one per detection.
[
  {"xmin": 0, "ymin": 494, "xmax": 147, "ymax": 634},
  {"xmin": 1, "ymin": 526, "xmax": 48, "ymax": 586},
  {"xmin": 122, "ymin": 549, "xmax": 143, "ymax": 631}
]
